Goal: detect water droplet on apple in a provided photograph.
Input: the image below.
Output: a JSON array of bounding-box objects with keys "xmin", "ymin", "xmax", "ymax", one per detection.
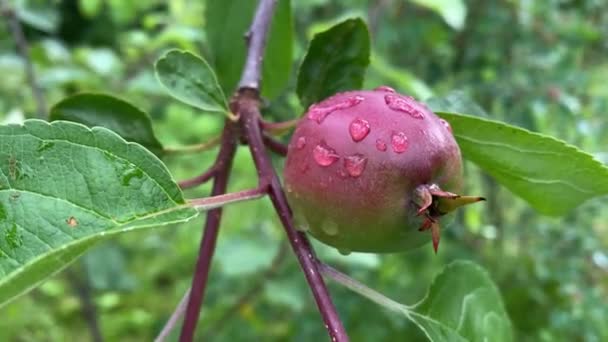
[
  {"xmin": 375, "ymin": 139, "xmax": 387, "ymax": 152},
  {"xmin": 391, "ymin": 132, "xmax": 409, "ymax": 153},
  {"xmin": 322, "ymin": 220, "xmax": 339, "ymax": 236},
  {"xmin": 307, "ymin": 95, "xmax": 365, "ymax": 124},
  {"xmin": 384, "ymin": 94, "xmax": 424, "ymax": 119},
  {"xmin": 349, "ymin": 117, "xmax": 370, "ymax": 142},
  {"xmin": 439, "ymin": 119, "xmax": 452, "ymax": 133},
  {"xmin": 373, "ymin": 85, "xmax": 396, "ymax": 93},
  {"xmin": 296, "ymin": 136, "xmax": 306, "ymax": 149},
  {"xmin": 313, "ymin": 141, "xmax": 339, "ymax": 166},
  {"xmin": 344, "ymin": 154, "xmax": 367, "ymax": 178}
]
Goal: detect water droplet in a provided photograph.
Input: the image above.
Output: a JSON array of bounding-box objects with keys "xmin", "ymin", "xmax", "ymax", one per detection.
[
  {"xmin": 391, "ymin": 132, "xmax": 409, "ymax": 153},
  {"xmin": 293, "ymin": 210, "xmax": 310, "ymax": 232},
  {"xmin": 307, "ymin": 95, "xmax": 365, "ymax": 124},
  {"xmin": 349, "ymin": 118, "xmax": 370, "ymax": 142},
  {"xmin": 322, "ymin": 220, "xmax": 339, "ymax": 236},
  {"xmin": 376, "ymin": 139, "xmax": 387, "ymax": 152},
  {"xmin": 121, "ymin": 166, "xmax": 144, "ymax": 186},
  {"xmin": 37, "ymin": 141, "xmax": 55, "ymax": 152},
  {"xmin": 313, "ymin": 141, "xmax": 339, "ymax": 166},
  {"xmin": 5, "ymin": 223, "xmax": 23, "ymax": 249},
  {"xmin": 296, "ymin": 136, "xmax": 306, "ymax": 149},
  {"xmin": 384, "ymin": 94, "xmax": 424, "ymax": 119},
  {"xmin": 299, "ymin": 163, "xmax": 310, "ymax": 174},
  {"xmin": 344, "ymin": 154, "xmax": 368, "ymax": 178},
  {"xmin": 439, "ymin": 119, "xmax": 453, "ymax": 133},
  {"xmin": 338, "ymin": 248, "xmax": 351, "ymax": 256},
  {"xmin": 374, "ymin": 85, "xmax": 395, "ymax": 93}
]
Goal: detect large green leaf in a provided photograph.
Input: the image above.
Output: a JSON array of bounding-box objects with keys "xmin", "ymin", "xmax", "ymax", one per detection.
[
  {"xmin": 205, "ymin": 0, "xmax": 293, "ymax": 99},
  {"xmin": 326, "ymin": 260, "xmax": 512, "ymax": 341},
  {"xmin": 49, "ymin": 93, "xmax": 163, "ymax": 156},
  {"xmin": 435, "ymin": 112, "xmax": 608, "ymax": 216},
  {"xmin": 410, "ymin": 261, "xmax": 513, "ymax": 341},
  {"xmin": 155, "ymin": 50, "xmax": 228, "ymax": 114},
  {"xmin": 0, "ymin": 120, "xmax": 198, "ymax": 307},
  {"xmin": 297, "ymin": 18, "xmax": 370, "ymax": 108}
]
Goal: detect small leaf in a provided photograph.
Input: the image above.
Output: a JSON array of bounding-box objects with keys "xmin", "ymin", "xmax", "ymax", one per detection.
[
  {"xmin": 324, "ymin": 260, "xmax": 512, "ymax": 341},
  {"xmin": 155, "ymin": 50, "xmax": 228, "ymax": 114},
  {"xmin": 410, "ymin": 261, "xmax": 513, "ymax": 342},
  {"xmin": 436, "ymin": 112, "xmax": 608, "ymax": 216},
  {"xmin": 297, "ymin": 18, "xmax": 370, "ymax": 108},
  {"xmin": 0, "ymin": 120, "xmax": 198, "ymax": 307},
  {"xmin": 205, "ymin": 0, "xmax": 293, "ymax": 98},
  {"xmin": 410, "ymin": 0, "xmax": 467, "ymax": 30},
  {"xmin": 50, "ymin": 93, "xmax": 163, "ymax": 156}
]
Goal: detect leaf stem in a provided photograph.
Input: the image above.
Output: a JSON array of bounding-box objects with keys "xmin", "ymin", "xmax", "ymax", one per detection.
[
  {"xmin": 155, "ymin": 288, "xmax": 191, "ymax": 342},
  {"xmin": 164, "ymin": 135, "xmax": 222, "ymax": 155},
  {"xmin": 260, "ymin": 118, "xmax": 300, "ymax": 136},
  {"xmin": 188, "ymin": 186, "xmax": 268, "ymax": 211},
  {"xmin": 318, "ymin": 263, "xmax": 409, "ymax": 314}
]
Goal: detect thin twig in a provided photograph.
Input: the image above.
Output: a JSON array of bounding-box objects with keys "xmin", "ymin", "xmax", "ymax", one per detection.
[
  {"xmin": 180, "ymin": 122, "xmax": 238, "ymax": 341},
  {"xmin": 65, "ymin": 268, "xmax": 104, "ymax": 342},
  {"xmin": 155, "ymin": 288, "xmax": 191, "ymax": 342},
  {"xmin": 0, "ymin": 0, "xmax": 46, "ymax": 118},
  {"xmin": 164, "ymin": 135, "xmax": 222, "ymax": 155},
  {"xmin": 203, "ymin": 242, "xmax": 289, "ymax": 340},
  {"xmin": 179, "ymin": 167, "xmax": 217, "ymax": 190},
  {"xmin": 262, "ymin": 134, "xmax": 288, "ymax": 156},
  {"xmin": 318, "ymin": 263, "xmax": 407, "ymax": 314},
  {"xmin": 260, "ymin": 118, "xmax": 300, "ymax": 136}
]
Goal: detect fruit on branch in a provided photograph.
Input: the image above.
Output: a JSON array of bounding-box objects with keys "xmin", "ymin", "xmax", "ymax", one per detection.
[{"xmin": 283, "ymin": 87, "xmax": 484, "ymax": 253}]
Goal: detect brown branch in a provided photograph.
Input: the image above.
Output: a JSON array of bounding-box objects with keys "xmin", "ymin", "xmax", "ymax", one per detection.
[
  {"xmin": 0, "ymin": 0, "xmax": 47, "ymax": 118},
  {"xmin": 233, "ymin": 0, "xmax": 348, "ymax": 340},
  {"xmin": 179, "ymin": 122, "xmax": 238, "ymax": 341},
  {"xmin": 260, "ymin": 118, "xmax": 300, "ymax": 136},
  {"xmin": 238, "ymin": 0, "xmax": 277, "ymax": 90}
]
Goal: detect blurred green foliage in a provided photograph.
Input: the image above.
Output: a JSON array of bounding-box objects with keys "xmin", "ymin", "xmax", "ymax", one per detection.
[{"xmin": 0, "ymin": 0, "xmax": 607, "ymax": 341}]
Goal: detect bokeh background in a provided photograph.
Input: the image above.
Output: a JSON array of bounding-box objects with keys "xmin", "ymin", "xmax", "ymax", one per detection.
[{"xmin": 1, "ymin": 0, "xmax": 607, "ymax": 341}]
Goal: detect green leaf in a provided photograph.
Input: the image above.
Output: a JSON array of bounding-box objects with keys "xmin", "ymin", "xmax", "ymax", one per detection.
[
  {"xmin": 410, "ymin": 0, "xmax": 467, "ymax": 30},
  {"xmin": 155, "ymin": 50, "xmax": 228, "ymax": 114},
  {"xmin": 296, "ymin": 18, "xmax": 370, "ymax": 108},
  {"xmin": 410, "ymin": 261, "xmax": 513, "ymax": 341},
  {"xmin": 326, "ymin": 261, "xmax": 512, "ymax": 341},
  {"xmin": 0, "ymin": 120, "xmax": 198, "ymax": 307},
  {"xmin": 205, "ymin": 0, "xmax": 293, "ymax": 99},
  {"xmin": 435, "ymin": 112, "xmax": 608, "ymax": 216},
  {"xmin": 49, "ymin": 93, "xmax": 163, "ymax": 156},
  {"xmin": 15, "ymin": 0, "xmax": 60, "ymax": 33}
]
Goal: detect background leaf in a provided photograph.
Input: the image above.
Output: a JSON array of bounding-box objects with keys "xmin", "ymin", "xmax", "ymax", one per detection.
[
  {"xmin": 296, "ymin": 18, "xmax": 370, "ymax": 108},
  {"xmin": 436, "ymin": 112, "xmax": 608, "ymax": 216},
  {"xmin": 409, "ymin": 0, "xmax": 467, "ymax": 30},
  {"xmin": 49, "ymin": 93, "xmax": 163, "ymax": 156},
  {"xmin": 205, "ymin": 0, "xmax": 293, "ymax": 99},
  {"xmin": 154, "ymin": 50, "xmax": 228, "ymax": 114},
  {"xmin": 0, "ymin": 120, "xmax": 197, "ymax": 307}
]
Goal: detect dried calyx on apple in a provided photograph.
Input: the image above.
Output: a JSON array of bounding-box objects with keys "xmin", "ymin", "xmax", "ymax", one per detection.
[{"xmin": 284, "ymin": 86, "xmax": 484, "ymax": 254}]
